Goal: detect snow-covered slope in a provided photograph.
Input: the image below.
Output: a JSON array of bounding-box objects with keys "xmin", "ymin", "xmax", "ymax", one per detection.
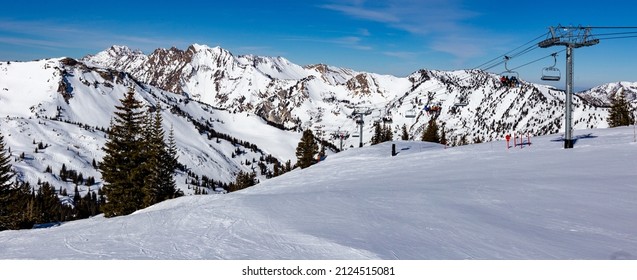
[
  {"xmin": 0, "ymin": 58, "xmax": 300, "ymax": 195},
  {"xmin": 0, "ymin": 126, "xmax": 635, "ymax": 259}
]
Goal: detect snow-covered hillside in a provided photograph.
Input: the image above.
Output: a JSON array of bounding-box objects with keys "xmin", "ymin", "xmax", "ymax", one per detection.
[
  {"xmin": 0, "ymin": 58, "xmax": 301, "ymax": 196},
  {"xmin": 0, "ymin": 126, "xmax": 635, "ymax": 259}
]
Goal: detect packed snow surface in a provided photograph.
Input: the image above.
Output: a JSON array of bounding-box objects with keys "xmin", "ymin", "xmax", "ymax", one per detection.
[{"xmin": 0, "ymin": 127, "xmax": 636, "ymax": 259}]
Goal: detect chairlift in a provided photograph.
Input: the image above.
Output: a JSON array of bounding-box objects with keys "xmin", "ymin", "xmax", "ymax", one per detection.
[
  {"xmin": 424, "ymin": 102, "xmax": 440, "ymax": 111},
  {"xmin": 454, "ymin": 97, "xmax": 468, "ymax": 107},
  {"xmin": 500, "ymin": 56, "xmax": 520, "ymax": 87},
  {"xmin": 382, "ymin": 112, "xmax": 393, "ymax": 123},
  {"xmin": 541, "ymin": 53, "xmax": 561, "ymax": 81},
  {"xmin": 405, "ymin": 109, "xmax": 416, "ymax": 118}
]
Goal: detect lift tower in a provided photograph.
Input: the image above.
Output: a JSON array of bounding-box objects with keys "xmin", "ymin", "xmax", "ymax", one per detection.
[
  {"xmin": 352, "ymin": 108, "xmax": 372, "ymax": 148},
  {"xmin": 331, "ymin": 128, "xmax": 350, "ymax": 151},
  {"xmin": 538, "ymin": 25, "xmax": 599, "ymax": 149}
]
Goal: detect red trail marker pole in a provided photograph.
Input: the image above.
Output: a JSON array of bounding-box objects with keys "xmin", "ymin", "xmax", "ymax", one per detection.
[{"xmin": 505, "ymin": 134, "xmax": 511, "ymax": 149}]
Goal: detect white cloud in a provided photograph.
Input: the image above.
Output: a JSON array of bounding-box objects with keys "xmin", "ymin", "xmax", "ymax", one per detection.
[
  {"xmin": 321, "ymin": 4, "xmax": 400, "ymax": 23},
  {"xmin": 284, "ymin": 36, "xmax": 373, "ymax": 51},
  {"xmin": 321, "ymin": 0, "xmax": 478, "ymax": 34},
  {"xmin": 320, "ymin": 0, "xmax": 497, "ymax": 63},
  {"xmin": 0, "ymin": 19, "xmax": 193, "ymax": 57},
  {"xmin": 382, "ymin": 51, "xmax": 419, "ymax": 59}
]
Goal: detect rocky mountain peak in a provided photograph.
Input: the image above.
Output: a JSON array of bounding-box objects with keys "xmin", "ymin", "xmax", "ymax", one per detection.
[
  {"xmin": 75, "ymin": 44, "xmax": 632, "ymax": 146},
  {"xmin": 578, "ymin": 81, "xmax": 637, "ymax": 107}
]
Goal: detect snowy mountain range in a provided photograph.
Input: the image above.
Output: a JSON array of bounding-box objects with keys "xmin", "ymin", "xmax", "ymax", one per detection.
[{"xmin": 1, "ymin": 44, "xmax": 635, "ymax": 196}]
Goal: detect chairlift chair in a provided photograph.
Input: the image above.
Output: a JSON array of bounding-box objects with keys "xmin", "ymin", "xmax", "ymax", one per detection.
[
  {"xmin": 354, "ymin": 113, "xmax": 364, "ymax": 125},
  {"xmin": 500, "ymin": 56, "xmax": 520, "ymax": 87},
  {"xmin": 541, "ymin": 53, "xmax": 561, "ymax": 81},
  {"xmin": 382, "ymin": 112, "xmax": 393, "ymax": 123},
  {"xmin": 454, "ymin": 97, "xmax": 468, "ymax": 107},
  {"xmin": 405, "ymin": 109, "xmax": 416, "ymax": 118}
]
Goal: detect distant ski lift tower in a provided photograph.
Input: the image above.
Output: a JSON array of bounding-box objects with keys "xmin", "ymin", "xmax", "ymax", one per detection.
[
  {"xmin": 352, "ymin": 108, "xmax": 372, "ymax": 148},
  {"xmin": 331, "ymin": 128, "xmax": 350, "ymax": 151},
  {"xmin": 538, "ymin": 25, "xmax": 599, "ymax": 149}
]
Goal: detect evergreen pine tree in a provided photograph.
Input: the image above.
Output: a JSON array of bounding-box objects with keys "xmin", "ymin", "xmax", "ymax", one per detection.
[
  {"xmin": 60, "ymin": 164, "xmax": 67, "ymax": 181},
  {"xmin": 295, "ymin": 129, "xmax": 318, "ymax": 169},
  {"xmin": 141, "ymin": 109, "xmax": 164, "ymax": 207},
  {"xmin": 100, "ymin": 88, "xmax": 146, "ymax": 217},
  {"xmin": 371, "ymin": 122, "xmax": 383, "ymax": 145},
  {"xmin": 458, "ymin": 134, "xmax": 468, "ymax": 146},
  {"xmin": 142, "ymin": 110, "xmax": 180, "ymax": 206},
  {"xmin": 401, "ymin": 124, "xmax": 409, "ymax": 140},
  {"xmin": 0, "ymin": 181, "xmax": 34, "ymax": 230},
  {"xmin": 160, "ymin": 126, "xmax": 179, "ymax": 199},
  {"xmin": 607, "ymin": 91, "xmax": 633, "ymax": 127},
  {"xmin": 0, "ymin": 131, "xmax": 14, "ymax": 194},
  {"xmin": 421, "ymin": 120, "xmax": 440, "ymax": 143},
  {"xmin": 73, "ymin": 186, "xmax": 81, "ymax": 207},
  {"xmin": 0, "ymin": 131, "xmax": 18, "ymax": 231},
  {"xmin": 34, "ymin": 183, "xmax": 61, "ymax": 224},
  {"xmin": 382, "ymin": 124, "xmax": 393, "ymax": 142},
  {"xmin": 440, "ymin": 129, "xmax": 448, "ymax": 146},
  {"xmin": 273, "ymin": 163, "xmax": 281, "ymax": 177}
]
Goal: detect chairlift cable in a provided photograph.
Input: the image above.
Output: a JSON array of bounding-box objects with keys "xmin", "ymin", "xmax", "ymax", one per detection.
[
  {"xmin": 511, "ymin": 49, "xmax": 566, "ymax": 71},
  {"xmin": 473, "ymin": 32, "xmax": 549, "ymax": 69},
  {"xmin": 586, "ymin": 26, "xmax": 637, "ymax": 29},
  {"xmin": 598, "ymin": 35, "xmax": 637, "ymax": 40},
  {"xmin": 593, "ymin": 31, "xmax": 637, "ymax": 37}
]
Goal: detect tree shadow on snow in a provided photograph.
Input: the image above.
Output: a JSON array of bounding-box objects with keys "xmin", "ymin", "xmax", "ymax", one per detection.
[{"xmin": 32, "ymin": 222, "xmax": 62, "ymax": 229}]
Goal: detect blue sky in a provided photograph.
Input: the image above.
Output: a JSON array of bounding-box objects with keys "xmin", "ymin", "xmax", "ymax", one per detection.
[{"xmin": 1, "ymin": 0, "xmax": 636, "ymax": 89}]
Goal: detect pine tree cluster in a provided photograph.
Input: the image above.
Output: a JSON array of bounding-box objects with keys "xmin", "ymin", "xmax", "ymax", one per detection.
[
  {"xmin": 401, "ymin": 124, "xmax": 409, "ymax": 140},
  {"xmin": 0, "ymin": 129, "xmax": 108, "ymax": 230},
  {"xmin": 100, "ymin": 88, "xmax": 180, "ymax": 217},
  {"xmin": 607, "ymin": 92, "xmax": 634, "ymax": 127},
  {"xmin": 371, "ymin": 122, "xmax": 393, "ymax": 145},
  {"xmin": 59, "ymin": 164, "xmax": 94, "ymax": 186},
  {"xmin": 421, "ymin": 120, "xmax": 441, "ymax": 143},
  {"xmin": 228, "ymin": 171, "xmax": 257, "ymax": 192}
]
